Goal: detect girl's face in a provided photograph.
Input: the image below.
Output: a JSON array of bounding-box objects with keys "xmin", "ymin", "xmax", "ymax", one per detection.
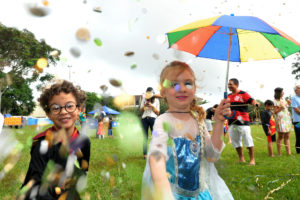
[
  {"xmin": 47, "ymin": 92, "xmax": 81, "ymax": 131},
  {"xmin": 281, "ymin": 91, "xmax": 284, "ymax": 98},
  {"xmin": 163, "ymin": 69, "xmax": 196, "ymax": 112}
]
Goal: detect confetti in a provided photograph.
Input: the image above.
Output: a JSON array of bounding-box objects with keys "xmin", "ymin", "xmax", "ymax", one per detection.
[
  {"xmin": 156, "ymin": 34, "xmax": 166, "ymax": 44},
  {"xmin": 70, "ymin": 47, "xmax": 81, "ymax": 58},
  {"xmin": 94, "ymin": 38, "xmax": 102, "ymax": 46},
  {"xmin": 175, "ymin": 123, "xmax": 183, "ymax": 130},
  {"xmin": 146, "ymin": 36, "xmax": 150, "ymax": 39},
  {"xmin": 124, "ymin": 51, "xmax": 135, "ymax": 56},
  {"xmin": 36, "ymin": 58, "xmax": 48, "ymax": 69},
  {"xmin": 163, "ymin": 122, "xmax": 171, "ymax": 133},
  {"xmin": 76, "ymin": 28, "xmax": 90, "ymax": 41},
  {"xmin": 100, "ymin": 85, "xmax": 108, "ymax": 92},
  {"xmin": 50, "ymin": 50, "xmax": 59, "ymax": 58},
  {"xmin": 121, "ymin": 162, "xmax": 126, "ymax": 169},
  {"xmin": 174, "ymin": 84, "xmax": 180, "ymax": 91},
  {"xmin": 27, "ymin": 4, "xmax": 50, "ymax": 17},
  {"xmin": 141, "ymin": 8, "xmax": 148, "ymax": 14},
  {"xmin": 109, "ymin": 79, "xmax": 122, "ymax": 87},
  {"xmin": 76, "ymin": 175, "xmax": 87, "ymax": 192},
  {"xmin": 93, "ymin": 6, "xmax": 102, "ymax": 13},
  {"xmin": 39, "ymin": 140, "xmax": 49, "ymax": 154},
  {"xmin": 130, "ymin": 63, "xmax": 137, "ymax": 69},
  {"xmin": 152, "ymin": 130, "xmax": 159, "ymax": 137},
  {"xmin": 152, "ymin": 53, "xmax": 160, "ymax": 60},
  {"xmin": 163, "ymin": 79, "xmax": 172, "ymax": 88}
]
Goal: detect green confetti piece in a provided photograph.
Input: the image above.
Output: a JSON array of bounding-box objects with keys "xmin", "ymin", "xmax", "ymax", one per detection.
[
  {"xmin": 162, "ymin": 79, "xmax": 172, "ymax": 88},
  {"xmin": 130, "ymin": 63, "xmax": 137, "ymax": 69},
  {"xmin": 94, "ymin": 38, "xmax": 102, "ymax": 46},
  {"xmin": 26, "ymin": 137, "xmax": 33, "ymax": 148},
  {"xmin": 75, "ymin": 160, "xmax": 80, "ymax": 168},
  {"xmin": 42, "ymin": 160, "xmax": 55, "ymax": 183},
  {"xmin": 163, "ymin": 122, "xmax": 171, "ymax": 133}
]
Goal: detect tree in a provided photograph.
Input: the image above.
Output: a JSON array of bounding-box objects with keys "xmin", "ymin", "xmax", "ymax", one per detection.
[
  {"xmin": 1, "ymin": 77, "xmax": 35, "ymax": 115},
  {"xmin": 291, "ymin": 53, "xmax": 300, "ymax": 79},
  {"xmin": 85, "ymin": 92, "xmax": 119, "ymax": 113},
  {"xmin": 0, "ymin": 23, "xmax": 61, "ymax": 114}
]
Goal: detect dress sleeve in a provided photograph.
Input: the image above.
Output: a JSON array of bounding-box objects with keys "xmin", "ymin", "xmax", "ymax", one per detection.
[
  {"xmin": 147, "ymin": 116, "xmax": 169, "ymax": 160},
  {"xmin": 203, "ymin": 130, "xmax": 224, "ymax": 162}
]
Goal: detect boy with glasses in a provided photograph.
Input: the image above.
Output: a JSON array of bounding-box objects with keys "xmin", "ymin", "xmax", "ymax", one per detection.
[{"xmin": 20, "ymin": 80, "xmax": 90, "ymax": 199}]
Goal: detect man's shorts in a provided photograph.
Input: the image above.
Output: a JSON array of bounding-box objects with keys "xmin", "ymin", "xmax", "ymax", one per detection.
[
  {"xmin": 229, "ymin": 125, "xmax": 254, "ymax": 148},
  {"xmin": 205, "ymin": 119, "xmax": 213, "ymax": 132},
  {"xmin": 267, "ymin": 134, "xmax": 276, "ymax": 143}
]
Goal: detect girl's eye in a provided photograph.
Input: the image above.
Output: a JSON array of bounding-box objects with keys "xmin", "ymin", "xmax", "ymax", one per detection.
[
  {"xmin": 171, "ymin": 82, "xmax": 179, "ymax": 88},
  {"xmin": 185, "ymin": 81, "xmax": 194, "ymax": 90}
]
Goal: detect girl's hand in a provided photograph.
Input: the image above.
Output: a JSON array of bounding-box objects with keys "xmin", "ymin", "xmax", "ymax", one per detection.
[{"xmin": 214, "ymin": 99, "xmax": 231, "ymax": 121}]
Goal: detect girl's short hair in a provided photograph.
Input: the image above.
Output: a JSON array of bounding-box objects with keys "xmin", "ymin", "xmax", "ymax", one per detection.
[{"xmin": 38, "ymin": 80, "xmax": 86, "ymax": 113}]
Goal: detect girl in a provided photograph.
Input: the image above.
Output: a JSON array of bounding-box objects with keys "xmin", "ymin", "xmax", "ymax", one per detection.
[
  {"xmin": 142, "ymin": 61, "xmax": 233, "ymax": 200},
  {"xmin": 97, "ymin": 117, "xmax": 105, "ymax": 139},
  {"xmin": 273, "ymin": 87, "xmax": 292, "ymax": 155}
]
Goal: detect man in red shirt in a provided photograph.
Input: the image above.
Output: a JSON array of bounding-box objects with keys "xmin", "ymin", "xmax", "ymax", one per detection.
[{"xmin": 227, "ymin": 78, "xmax": 259, "ymax": 165}]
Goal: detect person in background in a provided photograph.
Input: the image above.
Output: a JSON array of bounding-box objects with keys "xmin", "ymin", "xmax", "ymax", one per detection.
[
  {"xmin": 261, "ymin": 100, "xmax": 276, "ymax": 157},
  {"xmin": 96, "ymin": 117, "xmax": 105, "ymax": 139},
  {"xmin": 273, "ymin": 87, "xmax": 292, "ymax": 155},
  {"xmin": 205, "ymin": 104, "xmax": 218, "ymax": 134},
  {"xmin": 227, "ymin": 78, "xmax": 259, "ymax": 165},
  {"xmin": 20, "ymin": 80, "xmax": 90, "ymax": 199},
  {"xmin": 108, "ymin": 115, "xmax": 113, "ymax": 138},
  {"xmin": 140, "ymin": 87, "xmax": 160, "ymax": 159},
  {"xmin": 291, "ymin": 84, "xmax": 300, "ymax": 154},
  {"xmin": 79, "ymin": 105, "xmax": 87, "ymax": 134}
]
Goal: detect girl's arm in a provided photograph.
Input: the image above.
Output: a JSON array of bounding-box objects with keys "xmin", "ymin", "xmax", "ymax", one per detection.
[
  {"xmin": 149, "ymin": 152, "xmax": 174, "ymax": 199},
  {"xmin": 273, "ymin": 105, "xmax": 284, "ymax": 114},
  {"xmin": 211, "ymin": 99, "xmax": 231, "ymax": 151}
]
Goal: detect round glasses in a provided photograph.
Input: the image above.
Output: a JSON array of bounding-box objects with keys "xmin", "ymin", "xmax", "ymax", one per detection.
[{"xmin": 49, "ymin": 102, "xmax": 79, "ymax": 115}]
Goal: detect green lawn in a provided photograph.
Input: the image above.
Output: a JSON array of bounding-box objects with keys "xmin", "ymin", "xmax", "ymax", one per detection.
[{"xmin": 0, "ymin": 125, "xmax": 299, "ymax": 199}]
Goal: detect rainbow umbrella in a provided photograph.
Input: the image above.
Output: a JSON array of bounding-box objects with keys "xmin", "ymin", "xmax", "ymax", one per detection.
[{"xmin": 167, "ymin": 14, "xmax": 300, "ymax": 97}]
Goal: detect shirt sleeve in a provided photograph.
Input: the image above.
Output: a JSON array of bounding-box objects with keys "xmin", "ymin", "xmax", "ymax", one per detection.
[
  {"xmin": 203, "ymin": 130, "xmax": 224, "ymax": 162},
  {"xmin": 148, "ymin": 116, "xmax": 169, "ymax": 160},
  {"xmin": 140, "ymin": 97, "xmax": 146, "ymax": 108},
  {"xmin": 244, "ymin": 92, "xmax": 254, "ymax": 104},
  {"xmin": 291, "ymin": 96, "xmax": 298, "ymax": 108}
]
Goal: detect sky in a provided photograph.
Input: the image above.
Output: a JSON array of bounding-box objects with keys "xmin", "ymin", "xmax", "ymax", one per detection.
[{"xmin": 0, "ymin": 0, "xmax": 300, "ymax": 106}]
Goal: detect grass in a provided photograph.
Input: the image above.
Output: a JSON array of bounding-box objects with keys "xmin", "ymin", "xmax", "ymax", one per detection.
[{"xmin": 0, "ymin": 124, "xmax": 300, "ymax": 199}]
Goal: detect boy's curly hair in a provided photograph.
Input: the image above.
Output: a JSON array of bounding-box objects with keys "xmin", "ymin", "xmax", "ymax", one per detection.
[{"xmin": 38, "ymin": 80, "xmax": 86, "ymax": 113}]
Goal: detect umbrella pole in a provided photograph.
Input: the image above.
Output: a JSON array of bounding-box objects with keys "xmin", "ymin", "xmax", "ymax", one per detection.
[{"xmin": 224, "ymin": 27, "xmax": 233, "ymax": 99}]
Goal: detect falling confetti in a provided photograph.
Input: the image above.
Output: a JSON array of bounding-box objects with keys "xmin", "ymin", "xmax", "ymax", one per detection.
[
  {"xmin": 36, "ymin": 58, "xmax": 48, "ymax": 69},
  {"xmin": 130, "ymin": 63, "xmax": 137, "ymax": 69},
  {"xmin": 100, "ymin": 85, "xmax": 108, "ymax": 93},
  {"xmin": 113, "ymin": 93, "xmax": 134, "ymax": 108},
  {"xmin": 94, "ymin": 38, "xmax": 102, "ymax": 46},
  {"xmin": 39, "ymin": 140, "xmax": 49, "ymax": 154},
  {"xmin": 259, "ymin": 84, "xmax": 264, "ymax": 88},
  {"xmin": 109, "ymin": 78, "xmax": 122, "ymax": 87},
  {"xmin": 93, "ymin": 6, "xmax": 102, "ymax": 13},
  {"xmin": 27, "ymin": 4, "xmax": 50, "ymax": 17},
  {"xmin": 50, "ymin": 50, "xmax": 59, "ymax": 58},
  {"xmin": 76, "ymin": 28, "xmax": 90, "ymax": 41},
  {"xmin": 163, "ymin": 122, "xmax": 171, "ymax": 133},
  {"xmin": 175, "ymin": 123, "xmax": 183, "ymax": 130},
  {"xmin": 156, "ymin": 34, "xmax": 166, "ymax": 44},
  {"xmin": 70, "ymin": 47, "xmax": 81, "ymax": 58},
  {"xmin": 76, "ymin": 175, "xmax": 87, "ymax": 192},
  {"xmin": 146, "ymin": 35, "xmax": 150, "ymax": 39},
  {"xmin": 163, "ymin": 79, "xmax": 172, "ymax": 88},
  {"xmin": 174, "ymin": 84, "xmax": 180, "ymax": 91},
  {"xmin": 152, "ymin": 130, "xmax": 159, "ymax": 137},
  {"xmin": 152, "ymin": 53, "xmax": 160, "ymax": 60},
  {"xmin": 124, "ymin": 51, "xmax": 135, "ymax": 56}
]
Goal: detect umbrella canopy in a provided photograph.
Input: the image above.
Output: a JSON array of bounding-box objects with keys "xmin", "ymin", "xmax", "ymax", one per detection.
[
  {"xmin": 167, "ymin": 14, "xmax": 300, "ymax": 97},
  {"xmin": 167, "ymin": 15, "xmax": 300, "ymax": 62}
]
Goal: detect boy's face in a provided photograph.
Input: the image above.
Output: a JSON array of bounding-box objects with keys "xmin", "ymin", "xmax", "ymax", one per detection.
[
  {"xmin": 265, "ymin": 105, "xmax": 273, "ymax": 111},
  {"xmin": 47, "ymin": 92, "xmax": 81, "ymax": 131}
]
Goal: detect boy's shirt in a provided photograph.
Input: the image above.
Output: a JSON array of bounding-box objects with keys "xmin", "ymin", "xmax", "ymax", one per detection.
[
  {"xmin": 21, "ymin": 126, "xmax": 90, "ymax": 199},
  {"xmin": 261, "ymin": 110, "xmax": 276, "ymax": 136}
]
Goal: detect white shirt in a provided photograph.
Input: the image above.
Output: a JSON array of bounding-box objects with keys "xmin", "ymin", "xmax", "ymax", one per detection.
[
  {"xmin": 0, "ymin": 113, "xmax": 4, "ymax": 135},
  {"xmin": 140, "ymin": 97, "xmax": 160, "ymax": 119}
]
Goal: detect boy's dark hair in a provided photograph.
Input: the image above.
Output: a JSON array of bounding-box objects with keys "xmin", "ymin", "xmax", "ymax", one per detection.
[
  {"xmin": 274, "ymin": 87, "xmax": 283, "ymax": 100},
  {"xmin": 264, "ymin": 100, "xmax": 274, "ymax": 106},
  {"xmin": 229, "ymin": 78, "xmax": 239, "ymax": 86},
  {"xmin": 38, "ymin": 80, "xmax": 86, "ymax": 113},
  {"xmin": 213, "ymin": 104, "xmax": 218, "ymax": 108}
]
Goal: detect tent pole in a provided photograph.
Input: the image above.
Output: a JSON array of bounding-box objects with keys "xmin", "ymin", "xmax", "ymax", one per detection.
[{"xmin": 224, "ymin": 27, "xmax": 233, "ymax": 99}]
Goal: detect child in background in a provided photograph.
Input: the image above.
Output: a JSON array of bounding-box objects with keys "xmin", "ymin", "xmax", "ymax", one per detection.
[
  {"xmin": 261, "ymin": 100, "xmax": 276, "ymax": 157},
  {"xmin": 97, "ymin": 117, "xmax": 105, "ymax": 139},
  {"xmin": 108, "ymin": 116, "xmax": 113, "ymax": 138},
  {"xmin": 142, "ymin": 61, "xmax": 233, "ymax": 200},
  {"xmin": 21, "ymin": 80, "xmax": 90, "ymax": 199},
  {"xmin": 223, "ymin": 119, "xmax": 231, "ymax": 144}
]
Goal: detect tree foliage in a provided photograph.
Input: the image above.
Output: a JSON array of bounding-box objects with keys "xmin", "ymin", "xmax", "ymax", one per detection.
[
  {"xmin": 291, "ymin": 54, "xmax": 300, "ymax": 79},
  {"xmin": 85, "ymin": 92, "xmax": 119, "ymax": 113},
  {"xmin": 0, "ymin": 23, "xmax": 61, "ymax": 115},
  {"xmin": 1, "ymin": 77, "xmax": 35, "ymax": 115}
]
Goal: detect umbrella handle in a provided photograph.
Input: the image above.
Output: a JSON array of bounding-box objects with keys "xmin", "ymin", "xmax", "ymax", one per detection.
[{"xmin": 223, "ymin": 91, "xmax": 235, "ymax": 119}]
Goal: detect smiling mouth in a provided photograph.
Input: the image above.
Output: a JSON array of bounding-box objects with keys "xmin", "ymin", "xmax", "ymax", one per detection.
[
  {"xmin": 176, "ymin": 96, "xmax": 188, "ymax": 100},
  {"xmin": 60, "ymin": 117, "xmax": 71, "ymax": 123}
]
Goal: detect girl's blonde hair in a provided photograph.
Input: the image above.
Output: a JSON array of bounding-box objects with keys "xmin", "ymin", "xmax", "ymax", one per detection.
[{"xmin": 159, "ymin": 61, "xmax": 206, "ymax": 121}]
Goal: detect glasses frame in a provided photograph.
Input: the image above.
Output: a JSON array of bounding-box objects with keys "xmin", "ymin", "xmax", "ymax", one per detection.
[{"xmin": 49, "ymin": 102, "xmax": 79, "ymax": 115}]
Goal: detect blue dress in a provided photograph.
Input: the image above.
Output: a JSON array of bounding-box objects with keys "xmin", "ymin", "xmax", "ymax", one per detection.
[{"xmin": 142, "ymin": 113, "xmax": 234, "ymax": 200}]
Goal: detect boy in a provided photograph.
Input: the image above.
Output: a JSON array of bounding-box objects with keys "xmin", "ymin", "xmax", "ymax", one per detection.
[
  {"xmin": 20, "ymin": 80, "xmax": 90, "ymax": 199},
  {"xmin": 261, "ymin": 100, "xmax": 276, "ymax": 157}
]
